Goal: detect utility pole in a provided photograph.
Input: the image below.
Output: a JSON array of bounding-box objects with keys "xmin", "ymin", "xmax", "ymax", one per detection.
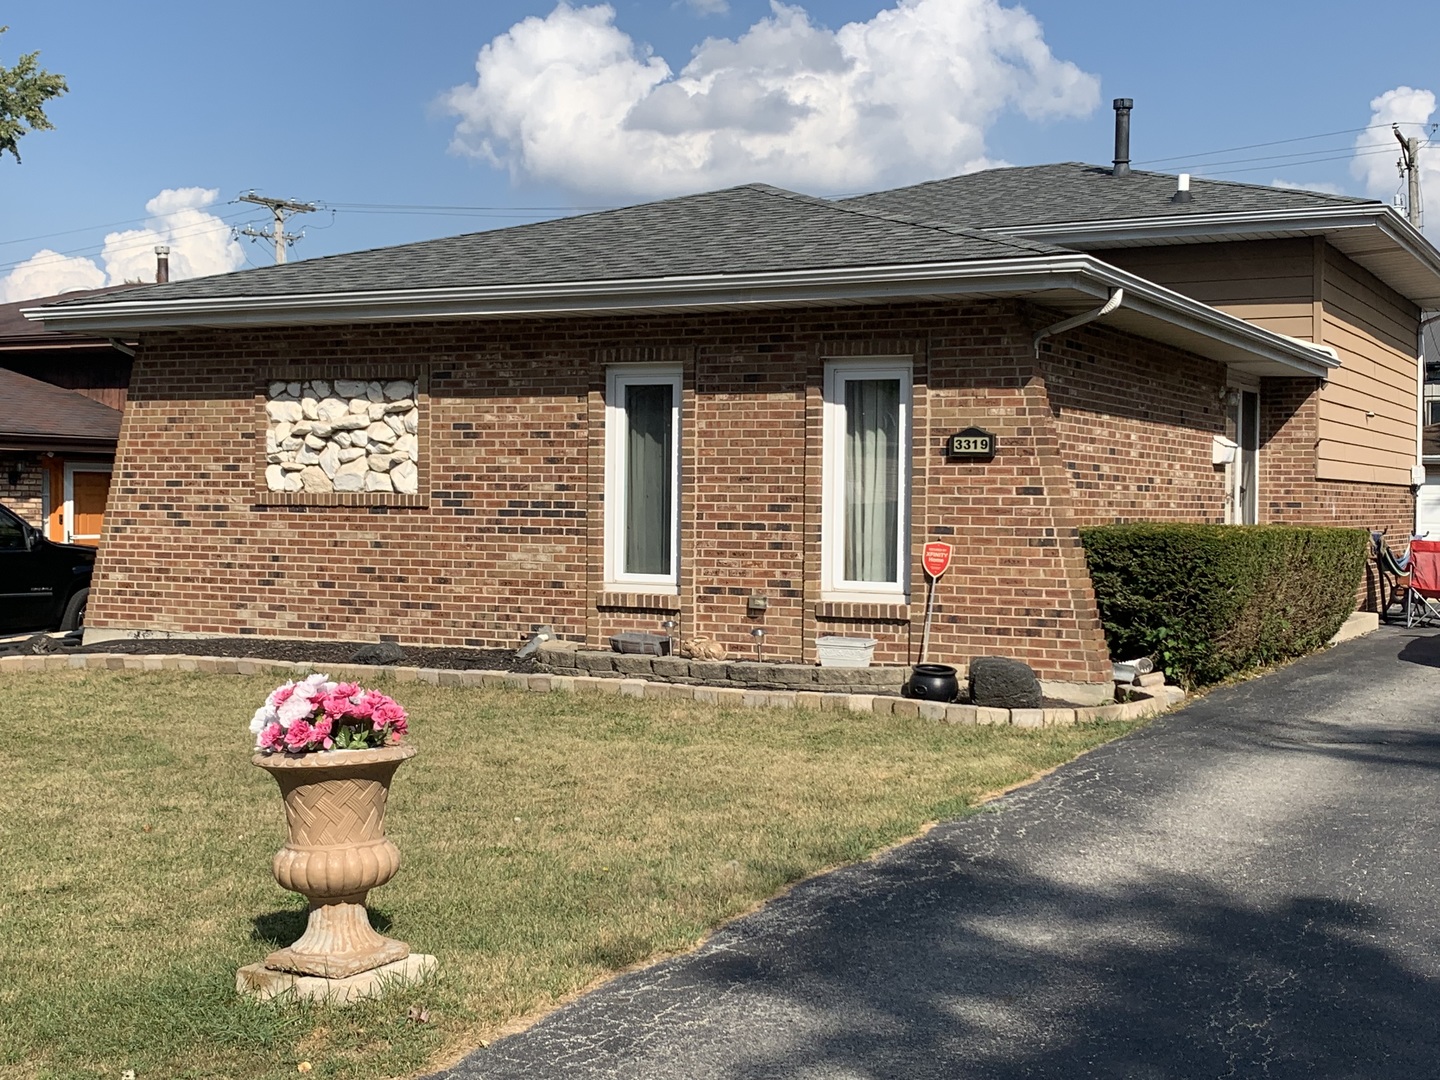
[
  {"xmin": 1394, "ymin": 125, "xmax": 1423, "ymax": 229},
  {"xmin": 238, "ymin": 191, "xmax": 316, "ymax": 264}
]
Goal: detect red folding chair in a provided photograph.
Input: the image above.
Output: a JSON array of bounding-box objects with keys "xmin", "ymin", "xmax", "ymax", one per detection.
[{"xmin": 1405, "ymin": 539, "xmax": 1440, "ymax": 627}]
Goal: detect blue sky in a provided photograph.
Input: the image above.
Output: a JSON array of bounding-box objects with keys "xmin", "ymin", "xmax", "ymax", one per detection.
[{"xmin": 1, "ymin": 0, "xmax": 1435, "ymax": 301}]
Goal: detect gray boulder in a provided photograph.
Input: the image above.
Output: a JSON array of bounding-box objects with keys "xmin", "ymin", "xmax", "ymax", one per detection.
[
  {"xmin": 969, "ymin": 656, "xmax": 1042, "ymax": 709},
  {"xmin": 349, "ymin": 641, "xmax": 407, "ymax": 665}
]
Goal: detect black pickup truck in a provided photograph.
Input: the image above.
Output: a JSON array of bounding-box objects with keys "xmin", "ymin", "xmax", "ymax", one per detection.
[{"xmin": 0, "ymin": 503, "xmax": 94, "ymax": 633}]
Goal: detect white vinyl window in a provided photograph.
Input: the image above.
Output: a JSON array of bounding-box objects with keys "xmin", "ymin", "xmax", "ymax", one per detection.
[
  {"xmin": 605, "ymin": 367, "xmax": 681, "ymax": 590},
  {"xmin": 822, "ymin": 358, "xmax": 911, "ymax": 600}
]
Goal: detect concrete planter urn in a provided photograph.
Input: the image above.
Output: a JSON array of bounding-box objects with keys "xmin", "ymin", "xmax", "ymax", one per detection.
[{"xmin": 254, "ymin": 744, "xmax": 417, "ymax": 979}]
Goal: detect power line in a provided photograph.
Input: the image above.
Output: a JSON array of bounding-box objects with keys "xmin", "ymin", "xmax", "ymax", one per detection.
[
  {"xmin": 1135, "ymin": 122, "xmax": 1402, "ymax": 166},
  {"xmin": 323, "ymin": 200, "xmax": 613, "ymax": 212},
  {"xmin": 0, "ymin": 207, "xmax": 253, "ymax": 274},
  {"xmin": 0, "ymin": 211, "xmax": 200, "ymax": 250},
  {"xmin": 1196, "ymin": 143, "xmax": 1408, "ymax": 178}
]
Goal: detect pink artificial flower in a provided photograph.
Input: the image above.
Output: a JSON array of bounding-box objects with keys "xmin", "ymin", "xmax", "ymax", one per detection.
[
  {"xmin": 318, "ymin": 691, "xmax": 353, "ymax": 721},
  {"xmin": 249, "ymin": 677, "xmax": 410, "ymax": 754},
  {"xmin": 370, "ymin": 698, "xmax": 407, "ymax": 731},
  {"xmin": 284, "ymin": 718, "xmax": 314, "ymax": 752},
  {"xmin": 349, "ymin": 692, "xmax": 378, "ymax": 720}
]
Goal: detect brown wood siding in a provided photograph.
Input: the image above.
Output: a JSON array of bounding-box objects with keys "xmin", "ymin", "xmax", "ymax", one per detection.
[
  {"xmin": 0, "ymin": 349, "xmax": 131, "ymax": 409},
  {"xmin": 1318, "ymin": 246, "xmax": 1419, "ymax": 486}
]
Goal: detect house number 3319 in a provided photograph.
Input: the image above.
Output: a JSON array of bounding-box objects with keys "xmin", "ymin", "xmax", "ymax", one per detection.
[{"xmin": 945, "ymin": 427, "xmax": 997, "ymax": 460}]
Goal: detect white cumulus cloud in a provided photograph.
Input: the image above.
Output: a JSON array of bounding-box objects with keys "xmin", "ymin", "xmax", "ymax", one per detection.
[
  {"xmin": 683, "ymin": 0, "xmax": 729, "ymax": 14},
  {"xmin": 0, "ymin": 186, "xmax": 244, "ymax": 304},
  {"xmin": 1270, "ymin": 178, "xmax": 1344, "ymax": 196},
  {"xmin": 1352, "ymin": 86, "xmax": 1438, "ymax": 236},
  {"xmin": 0, "ymin": 250, "xmax": 106, "ymax": 304},
  {"xmin": 443, "ymin": 0, "xmax": 1100, "ymax": 199}
]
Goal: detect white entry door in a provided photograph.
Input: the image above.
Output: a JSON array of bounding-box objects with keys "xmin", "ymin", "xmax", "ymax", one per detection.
[{"xmin": 63, "ymin": 464, "xmax": 112, "ymax": 546}]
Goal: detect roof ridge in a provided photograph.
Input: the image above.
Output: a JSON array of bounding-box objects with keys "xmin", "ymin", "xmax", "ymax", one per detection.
[
  {"xmin": 845, "ymin": 161, "xmax": 1378, "ymax": 209},
  {"xmin": 756, "ymin": 185, "xmax": 1068, "ymax": 255}
]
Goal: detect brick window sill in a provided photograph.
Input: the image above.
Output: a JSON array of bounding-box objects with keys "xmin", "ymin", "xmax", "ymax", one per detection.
[
  {"xmin": 814, "ymin": 601, "xmax": 910, "ymax": 622},
  {"xmin": 597, "ymin": 591, "xmax": 682, "ymax": 613}
]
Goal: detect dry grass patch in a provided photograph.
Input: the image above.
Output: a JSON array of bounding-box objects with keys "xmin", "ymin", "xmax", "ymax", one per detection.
[{"xmin": 0, "ymin": 669, "xmax": 1138, "ymax": 1079}]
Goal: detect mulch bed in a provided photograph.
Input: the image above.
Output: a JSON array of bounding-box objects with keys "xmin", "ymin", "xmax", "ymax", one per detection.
[{"xmin": 67, "ymin": 635, "xmax": 543, "ymax": 673}]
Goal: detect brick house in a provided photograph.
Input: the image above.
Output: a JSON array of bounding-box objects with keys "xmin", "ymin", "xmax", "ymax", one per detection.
[
  {"xmin": 0, "ymin": 286, "xmax": 136, "ymax": 546},
  {"xmin": 29, "ymin": 149, "xmax": 1440, "ymax": 700}
]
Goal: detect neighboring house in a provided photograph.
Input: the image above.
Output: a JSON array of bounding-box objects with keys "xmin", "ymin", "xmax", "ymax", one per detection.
[
  {"xmin": 0, "ymin": 287, "xmax": 135, "ymax": 546},
  {"xmin": 27, "ymin": 113, "xmax": 1440, "ymax": 699},
  {"xmin": 1417, "ymin": 320, "xmax": 1440, "ymax": 534}
]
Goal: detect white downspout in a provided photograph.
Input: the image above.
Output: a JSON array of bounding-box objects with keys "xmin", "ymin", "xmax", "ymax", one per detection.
[{"xmin": 1033, "ymin": 288, "xmax": 1125, "ymax": 357}]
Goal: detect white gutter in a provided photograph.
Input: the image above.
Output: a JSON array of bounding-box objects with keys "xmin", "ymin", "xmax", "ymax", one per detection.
[{"xmin": 23, "ymin": 253, "xmax": 1339, "ymax": 378}]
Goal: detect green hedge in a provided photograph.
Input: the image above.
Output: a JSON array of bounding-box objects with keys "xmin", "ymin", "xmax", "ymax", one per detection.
[{"xmin": 1079, "ymin": 524, "xmax": 1368, "ymax": 687}]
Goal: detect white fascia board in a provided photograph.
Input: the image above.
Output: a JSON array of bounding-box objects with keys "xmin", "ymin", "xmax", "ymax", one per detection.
[
  {"xmin": 1001, "ymin": 204, "xmax": 1395, "ymax": 244},
  {"xmin": 23, "ymin": 253, "xmax": 1335, "ymax": 376},
  {"xmin": 21, "ymin": 257, "xmax": 1108, "ymax": 329},
  {"xmin": 1007, "ymin": 205, "xmax": 1440, "ymax": 293}
]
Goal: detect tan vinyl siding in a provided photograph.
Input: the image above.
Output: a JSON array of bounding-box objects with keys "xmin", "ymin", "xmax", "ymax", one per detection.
[
  {"xmin": 1098, "ymin": 239, "xmax": 1318, "ymax": 340},
  {"xmin": 1318, "ymin": 246, "xmax": 1419, "ymax": 485},
  {"xmin": 1101, "ymin": 237, "xmax": 1420, "ymax": 487}
]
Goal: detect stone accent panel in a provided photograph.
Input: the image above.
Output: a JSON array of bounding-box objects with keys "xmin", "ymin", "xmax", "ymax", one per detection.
[{"xmin": 264, "ymin": 378, "xmax": 419, "ymax": 495}]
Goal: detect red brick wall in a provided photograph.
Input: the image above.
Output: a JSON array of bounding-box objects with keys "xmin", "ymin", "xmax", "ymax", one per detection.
[
  {"xmin": 1038, "ymin": 321, "xmax": 1230, "ymax": 525},
  {"xmin": 89, "ymin": 301, "xmax": 1402, "ymax": 681},
  {"xmin": 1, "ymin": 455, "xmax": 45, "ymax": 527}
]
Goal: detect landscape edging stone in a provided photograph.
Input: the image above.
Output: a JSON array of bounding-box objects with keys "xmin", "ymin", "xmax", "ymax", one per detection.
[{"xmin": 0, "ymin": 652, "xmax": 1179, "ymax": 727}]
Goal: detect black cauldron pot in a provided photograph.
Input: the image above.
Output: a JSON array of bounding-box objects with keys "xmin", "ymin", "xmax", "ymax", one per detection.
[{"xmin": 904, "ymin": 663, "xmax": 960, "ymax": 702}]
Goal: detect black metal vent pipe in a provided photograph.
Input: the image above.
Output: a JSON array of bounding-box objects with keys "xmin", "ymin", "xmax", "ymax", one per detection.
[{"xmin": 1113, "ymin": 98, "xmax": 1133, "ymax": 177}]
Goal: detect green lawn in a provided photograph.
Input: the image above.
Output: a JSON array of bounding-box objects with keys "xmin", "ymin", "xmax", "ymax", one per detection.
[{"xmin": 0, "ymin": 669, "xmax": 1138, "ymax": 1079}]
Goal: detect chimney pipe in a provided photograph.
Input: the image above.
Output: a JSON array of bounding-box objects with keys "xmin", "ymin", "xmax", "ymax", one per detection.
[
  {"xmin": 155, "ymin": 245, "xmax": 170, "ymax": 285},
  {"xmin": 1112, "ymin": 98, "xmax": 1133, "ymax": 177},
  {"xmin": 1170, "ymin": 173, "xmax": 1193, "ymax": 204}
]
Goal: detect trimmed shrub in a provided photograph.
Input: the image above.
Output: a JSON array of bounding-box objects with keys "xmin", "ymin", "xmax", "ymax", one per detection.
[{"xmin": 1079, "ymin": 524, "xmax": 1367, "ymax": 687}]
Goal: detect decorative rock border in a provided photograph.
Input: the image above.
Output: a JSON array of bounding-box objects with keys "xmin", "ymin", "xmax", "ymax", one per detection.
[
  {"xmin": 2, "ymin": 652, "xmax": 1184, "ymax": 727},
  {"xmin": 538, "ymin": 644, "xmax": 907, "ymax": 694}
]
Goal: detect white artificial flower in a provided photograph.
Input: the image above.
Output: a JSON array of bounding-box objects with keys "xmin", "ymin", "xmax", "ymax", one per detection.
[{"xmin": 250, "ymin": 705, "xmax": 277, "ymax": 734}]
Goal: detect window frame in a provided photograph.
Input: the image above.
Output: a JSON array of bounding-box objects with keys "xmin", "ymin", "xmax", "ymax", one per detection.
[
  {"xmin": 821, "ymin": 357, "xmax": 913, "ymax": 602},
  {"xmin": 604, "ymin": 365, "xmax": 682, "ymax": 593}
]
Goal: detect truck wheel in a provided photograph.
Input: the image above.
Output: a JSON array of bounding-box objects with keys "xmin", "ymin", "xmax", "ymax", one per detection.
[{"xmin": 60, "ymin": 588, "xmax": 89, "ymax": 632}]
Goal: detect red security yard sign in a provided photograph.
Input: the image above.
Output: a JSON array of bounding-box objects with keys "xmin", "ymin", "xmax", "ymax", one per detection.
[
  {"xmin": 919, "ymin": 542, "xmax": 952, "ymax": 663},
  {"xmin": 923, "ymin": 542, "xmax": 952, "ymax": 579}
]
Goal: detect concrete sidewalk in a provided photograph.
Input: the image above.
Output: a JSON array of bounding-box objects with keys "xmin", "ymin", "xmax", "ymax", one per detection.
[{"xmin": 430, "ymin": 627, "xmax": 1440, "ymax": 1079}]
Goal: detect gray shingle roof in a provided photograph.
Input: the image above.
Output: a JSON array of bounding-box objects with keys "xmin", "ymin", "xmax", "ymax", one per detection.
[
  {"xmin": 0, "ymin": 368, "xmax": 121, "ymax": 442},
  {"xmin": 841, "ymin": 162, "xmax": 1380, "ymax": 229},
  {"xmin": 0, "ymin": 285, "xmax": 138, "ymax": 342},
  {"xmin": 52, "ymin": 185, "xmax": 1074, "ymax": 308}
]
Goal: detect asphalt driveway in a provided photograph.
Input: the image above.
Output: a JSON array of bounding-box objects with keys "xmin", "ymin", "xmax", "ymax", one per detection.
[{"xmin": 431, "ymin": 626, "xmax": 1440, "ymax": 1079}]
